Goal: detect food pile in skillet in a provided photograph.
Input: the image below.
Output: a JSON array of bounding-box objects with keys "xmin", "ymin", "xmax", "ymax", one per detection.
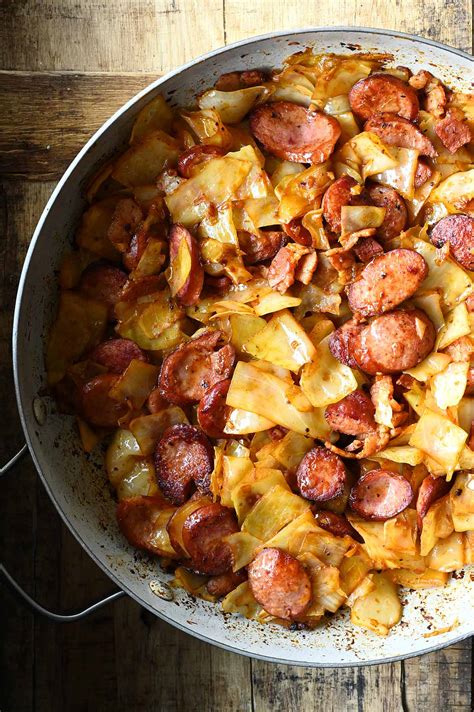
[{"xmin": 47, "ymin": 49, "xmax": 474, "ymax": 635}]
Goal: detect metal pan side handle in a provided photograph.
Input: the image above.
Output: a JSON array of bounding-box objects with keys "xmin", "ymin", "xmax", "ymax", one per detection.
[{"xmin": 0, "ymin": 444, "xmax": 126, "ymax": 621}]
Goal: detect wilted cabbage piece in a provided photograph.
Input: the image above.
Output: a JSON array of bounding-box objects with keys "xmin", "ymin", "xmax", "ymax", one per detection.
[
  {"xmin": 300, "ymin": 334, "xmax": 358, "ymax": 407},
  {"xmin": 112, "ymin": 130, "xmax": 180, "ymax": 186},
  {"xmin": 372, "ymin": 146, "xmax": 419, "ymax": 200},
  {"xmin": 130, "ymin": 94, "xmax": 174, "ymax": 144},
  {"xmin": 409, "ymin": 408, "xmax": 467, "ymax": 475},
  {"xmin": 76, "ymin": 198, "xmax": 122, "ymax": 261},
  {"xmin": 198, "ymin": 86, "xmax": 268, "ymax": 124},
  {"xmin": 243, "ymin": 309, "xmax": 316, "ymax": 372}
]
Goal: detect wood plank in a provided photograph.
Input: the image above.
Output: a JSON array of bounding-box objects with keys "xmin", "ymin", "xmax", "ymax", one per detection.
[
  {"xmin": 0, "ymin": 71, "xmax": 159, "ymax": 179},
  {"xmin": 223, "ymin": 0, "xmax": 473, "ymax": 54},
  {"xmin": 0, "ymin": 0, "xmax": 225, "ymax": 73},
  {"xmin": 113, "ymin": 602, "xmax": 252, "ymax": 711}
]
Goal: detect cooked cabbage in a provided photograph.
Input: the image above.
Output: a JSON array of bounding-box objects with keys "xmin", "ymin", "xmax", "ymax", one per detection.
[
  {"xmin": 409, "ymin": 408, "xmax": 467, "ymax": 476},
  {"xmin": 198, "ymin": 86, "xmax": 267, "ymax": 124},
  {"xmin": 430, "ymin": 361, "xmax": 469, "ymax": 410},
  {"xmin": 243, "ymin": 309, "xmax": 316, "ymax": 372},
  {"xmin": 300, "ymin": 334, "xmax": 358, "ymax": 408},
  {"xmin": 350, "ymin": 572, "xmax": 402, "ymax": 636}
]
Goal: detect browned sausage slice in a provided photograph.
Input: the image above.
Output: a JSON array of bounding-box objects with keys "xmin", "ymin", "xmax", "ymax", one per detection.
[
  {"xmin": 324, "ymin": 390, "xmax": 376, "ymax": 437},
  {"xmin": 353, "ymin": 236, "xmax": 384, "ymax": 262},
  {"xmin": 107, "ymin": 198, "xmax": 143, "ymax": 252},
  {"xmin": 238, "ymin": 230, "xmax": 286, "ymax": 263},
  {"xmin": 197, "ymin": 378, "xmax": 231, "ymax": 439},
  {"xmin": 154, "ymin": 424, "xmax": 214, "ymax": 505},
  {"xmin": 416, "ymin": 475, "xmax": 451, "ymax": 530},
  {"xmin": 349, "ymin": 74, "xmax": 419, "ymax": 121},
  {"xmin": 282, "ymin": 219, "xmax": 313, "ymax": 247},
  {"xmin": 365, "ymin": 183, "xmax": 408, "ymax": 241},
  {"xmin": 168, "ymin": 224, "xmax": 204, "ymax": 306},
  {"xmin": 347, "ymin": 248, "xmax": 428, "ymax": 317},
  {"xmin": 119, "ymin": 275, "xmax": 161, "ymax": 302},
  {"xmin": 349, "ymin": 470, "xmax": 413, "ymax": 520},
  {"xmin": 328, "ymin": 320, "xmax": 365, "ymax": 369},
  {"xmin": 116, "ymin": 494, "xmax": 178, "ymax": 557},
  {"xmin": 88, "ymin": 338, "xmax": 147, "ymax": 374},
  {"xmin": 364, "ymin": 113, "xmax": 436, "ymax": 157},
  {"xmin": 206, "ymin": 570, "xmax": 247, "ymax": 598},
  {"xmin": 79, "ymin": 262, "xmax": 128, "ymax": 310},
  {"xmin": 249, "ymin": 101, "xmax": 341, "ymax": 163},
  {"xmin": 146, "ymin": 387, "xmax": 167, "ymax": 414},
  {"xmin": 177, "ymin": 145, "xmax": 226, "ymax": 178},
  {"xmin": 182, "ymin": 502, "xmax": 239, "ymax": 575},
  {"xmin": 159, "ymin": 330, "xmax": 235, "ymax": 405},
  {"xmin": 414, "ymin": 158, "xmax": 434, "ymax": 189},
  {"xmin": 313, "ymin": 510, "xmax": 363, "ymax": 541},
  {"xmin": 353, "ymin": 309, "xmax": 436, "ymax": 375},
  {"xmin": 123, "ymin": 230, "xmax": 148, "ymax": 271},
  {"xmin": 79, "ymin": 373, "xmax": 129, "ymax": 427},
  {"xmin": 322, "ymin": 175, "xmax": 360, "ymax": 234},
  {"xmin": 248, "ymin": 547, "xmax": 312, "ymax": 620},
  {"xmin": 435, "ymin": 110, "xmax": 472, "ymax": 153},
  {"xmin": 296, "ymin": 446, "xmax": 347, "ymax": 502},
  {"xmin": 215, "ymin": 69, "xmax": 267, "ymax": 91},
  {"xmin": 430, "ymin": 214, "xmax": 474, "ymax": 271}
]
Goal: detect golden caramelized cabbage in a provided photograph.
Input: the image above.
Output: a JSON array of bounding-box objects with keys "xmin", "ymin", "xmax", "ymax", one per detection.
[{"xmin": 47, "ymin": 45, "xmax": 474, "ymax": 638}]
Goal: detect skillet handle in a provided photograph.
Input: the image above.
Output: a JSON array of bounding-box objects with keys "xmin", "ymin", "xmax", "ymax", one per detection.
[{"xmin": 0, "ymin": 445, "xmax": 126, "ymax": 621}]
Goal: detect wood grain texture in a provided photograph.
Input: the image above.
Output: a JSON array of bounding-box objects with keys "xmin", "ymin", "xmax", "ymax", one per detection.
[{"xmin": 0, "ymin": 1, "xmax": 472, "ymax": 711}]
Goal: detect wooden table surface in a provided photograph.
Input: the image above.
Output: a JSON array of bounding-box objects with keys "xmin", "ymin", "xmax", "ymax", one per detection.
[{"xmin": 0, "ymin": 1, "xmax": 472, "ymax": 710}]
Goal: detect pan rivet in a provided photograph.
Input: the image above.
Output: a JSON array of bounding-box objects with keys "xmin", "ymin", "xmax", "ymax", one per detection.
[
  {"xmin": 149, "ymin": 580, "xmax": 174, "ymax": 601},
  {"xmin": 32, "ymin": 397, "xmax": 47, "ymax": 425}
]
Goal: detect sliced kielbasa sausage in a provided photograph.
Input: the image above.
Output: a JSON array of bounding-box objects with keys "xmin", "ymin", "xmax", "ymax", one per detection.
[
  {"xmin": 353, "ymin": 309, "xmax": 436, "ymax": 375},
  {"xmin": 365, "ymin": 183, "xmax": 408, "ymax": 241},
  {"xmin": 349, "ymin": 470, "xmax": 413, "ymax": 520},
  {"xmin": 182, "ymin": 502, "xmax": 239, "ymax": 575},
  {"xmin": 119, "ymin": 275, "xmax": 161, "ymax": 302},
  {"xmin": 146, "ymin": 387, "xmax": 166, "ymax": 414},
  {"xmin": 177, "ymin": 145, "xmax": 226, "ymax": 178},
  {"xmin": 349, "ymin": 74, "xmax": 419, "ymax": 121},
  {"xmin": 159, "ymin": 330, "xmax": 235, "ymax": 405},
  {"xmin": 123, "ymin": 229, "xmax": 148, "ymax": 271},
  {"xmin": 107, "ymin": 198, "xmax": 143, "ymax": 252},
  {"xmin": 313, "ymin": 510, "xmax": 362, "ymax": 541},
  {"xmin": 435, "ymin": 110, "xmax": 472, "ymax": 154},
  {"xmin": 168, "ymin": 223, "xmax": 204, "ymax": 306},
  {"xmin": 430, "ymin": 214, "xmax": 474, "ymax": 271},
  {"xmin": 364, "ymin": 113, "xmax": 436, "ymax": 157},
  {"xmin": 154, "ymin": 424, "xmax": 214, "ymax": 505},
  {"xmin": 416, "ymin": 475, "xmax": 451, "ymax": 530},
  {"xmin": 79, "ymin": 262, "xmax": 128, "ymax": 310},
  {"xmin": 206, "ymin": 570, "xmax": 247, "ymax": 598},
  {"xmin": 282, "ymin": 219, "xmax": 313, "ymax": 247},
  {"xmin": 197, "ymin": 378, "xmax": 231, "ymax": 439},
  {"xmin": 353, "ymin": 236, "xmax": 384, "ymax": 262},
  {"xmin": 296, "ymin": 446, "xmax": 347, "ymax": 502},
  {"xmin": 329, "ymin": 320, "xmax": 365, "ymax": 369},
  {"xmin": 238, "ymin": 230, "xmax": 286, "ymax": 264},
  {"xmin": 88, "ymin": 338, "xmax": 147, "ymax": 374},
  {"xmin": 215, "ymin": 69, "xmax": 267, "ymax": 91},
  {"xmin": 414, "ymin": 158, "xmax": 434, "ymax": 188},
  {"xmin": 347, "ymin": 248, "xmax": 428, "ymax": 317},
  {"xmin": 322, "ymin": 175, "xmax": 361, "ymax": 234},
  {"xmin": 79, "ymin": 373, "xmax": 129, "ymax": 427},
  {"xmin": 249, "ymin": 101, "xmax": 341, "ymax": 163},
  {"xmin": 248, "ymin": 547, "xmax": 312, "ymax": 620},
  {"xmin": 325, "ymin": 390, "xmax": 376, "ymax": 437},
  {"xmin": 116, "ymin": 494, "xmax": 178, "ymax": 558}
]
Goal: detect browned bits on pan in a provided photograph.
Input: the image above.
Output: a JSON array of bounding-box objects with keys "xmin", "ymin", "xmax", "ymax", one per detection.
[
  {"xmin": 249, "ymin": 101, "xmax": 341, "ymax": 163},
  {"xmin": 158, "ymin": 330, "xmax": 235, "ymax": 405},
  {"xmin": 248, "ymin": 547, "xmax": 312, "ymax": 620},
  {"xmin": 116, "ymin": 494, "xmax": 178, "ymax": 557},
  {"xmin": 347, "ymin": 248, "xmax": 428, "ymax": 317},
  {"xmin": 430, "ymin": 214, "xmax": 474, "ymax": 271},
  {"xmin": 349, "ymin": 470, "xmax": 413, "ymax": 520},
  {"xmin": 325, "ymin": 390, "xmax": 376, "ymax": 437},
  {"xmin": 296, "ymin": 446, "xmax": 347, "ymax": 502},
  {"xmin": 349, "ymin": 74, "xmax": 419, "ymax": 121},
  {"xmin": 88, "ymin": 338, "xmax": 147, "ymax": 374},
  {"xmin": 182, "ymin": 503, "xmax": 239, "ymax": 575},
  {"xmin": 154, "ymin": 423, "xmax": 214, "ymax": 505}
]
